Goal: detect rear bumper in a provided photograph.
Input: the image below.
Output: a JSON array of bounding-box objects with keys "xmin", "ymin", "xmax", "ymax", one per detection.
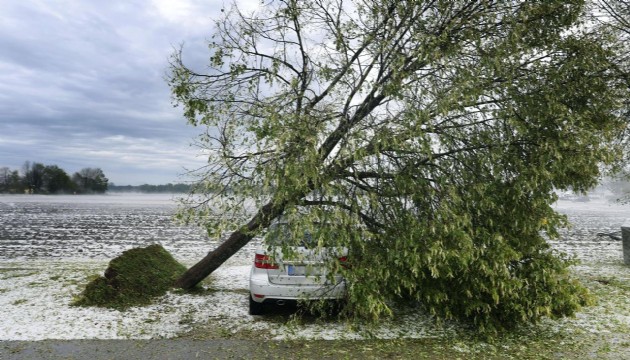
[{"xmin": 249, "ymin": 269, "xmax": 346, "ymax": 303}]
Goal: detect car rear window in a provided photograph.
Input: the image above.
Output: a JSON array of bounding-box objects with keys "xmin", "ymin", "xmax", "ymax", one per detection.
[{"xmin": 265, "ymin": 223, "xmax": 338, "ymax": 248}]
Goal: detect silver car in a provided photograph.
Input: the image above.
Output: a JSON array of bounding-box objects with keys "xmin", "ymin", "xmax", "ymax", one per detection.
[{"xmin": 248, "ymin": 222, "xmax": 348, "ymax": 315}]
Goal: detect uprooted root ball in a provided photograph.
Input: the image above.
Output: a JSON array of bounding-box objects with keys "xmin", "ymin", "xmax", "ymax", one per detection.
[{"xmin": 73, "ymin": 244, "xmax": 187, "ymax": 309}]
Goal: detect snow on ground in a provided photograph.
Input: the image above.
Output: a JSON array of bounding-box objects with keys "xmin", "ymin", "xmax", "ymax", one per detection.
[
  {"xmin": 0, "ymin": 194, "xmax": 628, "ymax": 340},
  {"xmin": 0, "ymin": 259, "xmax": 256, "ymax": 340}
]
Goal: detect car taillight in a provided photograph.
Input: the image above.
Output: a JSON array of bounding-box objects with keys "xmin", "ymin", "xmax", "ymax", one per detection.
[
  {"xmin": 339, "ymin": 256, "xmax": 350, "ymax": 269},
  {"xmin": 254, "ymin": 253, "xmax": 279, "ymax": 269}
]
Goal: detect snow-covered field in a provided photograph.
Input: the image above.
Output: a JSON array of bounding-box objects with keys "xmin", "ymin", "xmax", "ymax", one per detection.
[{"xmin": 0, "ymin": 193, "xmax": 628, "ymax": 341}]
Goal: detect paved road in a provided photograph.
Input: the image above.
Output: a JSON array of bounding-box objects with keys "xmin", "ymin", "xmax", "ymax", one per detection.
[{"xmin": 0, "ymin": 339, "xmax": 287, "ymax": 360}]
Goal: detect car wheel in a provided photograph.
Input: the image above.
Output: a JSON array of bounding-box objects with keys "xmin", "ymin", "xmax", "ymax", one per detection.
[{"xmin": 249, "ymin": 295, "xmax": 264, "ymax": 315}]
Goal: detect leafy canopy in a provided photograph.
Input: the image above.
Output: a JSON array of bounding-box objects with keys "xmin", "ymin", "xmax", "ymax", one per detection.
[{"xmin": 170, "ymin": 0, "xmax": 627, "ymax": 331}]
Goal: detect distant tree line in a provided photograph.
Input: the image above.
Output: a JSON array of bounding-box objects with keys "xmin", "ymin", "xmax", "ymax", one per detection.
[
  {"xmin": 0, "ymin": 162, "xmax": 108, "ymax": 194},
  {"xmin": 108, "ymin": 183, "xmax": 191, "ymax": 193}
]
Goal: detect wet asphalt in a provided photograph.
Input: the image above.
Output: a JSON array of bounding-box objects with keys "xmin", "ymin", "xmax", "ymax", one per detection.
[{"xmin": 0, "ymin": 339, "xmax": 284, "ymax": 360}]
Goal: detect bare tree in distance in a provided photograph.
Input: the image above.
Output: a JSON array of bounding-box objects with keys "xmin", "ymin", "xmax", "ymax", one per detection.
[{"xmin": 72, "ymin": 168, "xmax": 109, "ymax": 193}]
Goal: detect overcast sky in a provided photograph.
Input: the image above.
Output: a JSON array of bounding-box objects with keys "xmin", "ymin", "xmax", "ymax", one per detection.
[{"xmin": 0, "ymin": 0, "xmax": 259, "ymax": 185}]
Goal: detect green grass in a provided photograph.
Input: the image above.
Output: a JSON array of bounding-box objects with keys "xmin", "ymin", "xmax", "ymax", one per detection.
[{"xmin": 0, "ymin": 270, "xmax": 38, "ymax": 280}]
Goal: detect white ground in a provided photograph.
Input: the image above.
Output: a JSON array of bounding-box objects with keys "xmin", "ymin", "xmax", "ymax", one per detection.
[{"xmin": 0, "ymin": 194, "xmax": 628, "ymax": 340}]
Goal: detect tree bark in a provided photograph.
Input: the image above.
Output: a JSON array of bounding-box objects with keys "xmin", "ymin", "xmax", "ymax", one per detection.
[{"xmin": 175, "ymin": 201, "xmax": 285, "ymax": 289}]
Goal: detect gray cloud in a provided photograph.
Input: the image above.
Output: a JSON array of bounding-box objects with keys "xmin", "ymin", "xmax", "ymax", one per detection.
[{"xmin": 0, "ymin": 0, "xmax": 229, "ymax": 185}]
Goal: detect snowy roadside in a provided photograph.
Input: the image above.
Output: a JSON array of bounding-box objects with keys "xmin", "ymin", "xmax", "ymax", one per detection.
[
  {"xmin": 0, "ymin": 256, "xmax": 455, "ymax": 341},
  {"xmin": 0, "ymin": 258, "xmax": 249, "ymax": 340},
  {"xmin": 1, "ymin": 255, "xmax": 627, "ymax": 343}
]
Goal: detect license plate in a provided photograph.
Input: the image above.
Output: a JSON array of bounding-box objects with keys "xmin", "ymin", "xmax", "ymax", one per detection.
[{"xmin": 287, "ymin": 265, "xmax": 305, "ymax": 276}]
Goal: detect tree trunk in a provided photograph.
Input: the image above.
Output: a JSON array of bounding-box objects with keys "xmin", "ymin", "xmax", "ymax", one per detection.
[{"xmin": 175, "ymin": 201, "xmax": 285, "ymax": 289}]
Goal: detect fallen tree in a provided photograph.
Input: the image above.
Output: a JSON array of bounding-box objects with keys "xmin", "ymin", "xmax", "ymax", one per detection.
[{"xmin": 169, "ymin": 0, "xmax": 628, "ymax": 330}]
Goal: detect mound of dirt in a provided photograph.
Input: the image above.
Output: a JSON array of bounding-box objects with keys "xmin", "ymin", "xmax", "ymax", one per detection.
[{"xmin": 73, "ymin": 244, "xmax": 187, "ymax": 309}]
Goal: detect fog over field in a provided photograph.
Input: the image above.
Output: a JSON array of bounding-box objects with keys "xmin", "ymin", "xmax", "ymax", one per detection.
[{"xmin": 0, "ymin": 193, "xmax": 628, "ymax": 342}]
